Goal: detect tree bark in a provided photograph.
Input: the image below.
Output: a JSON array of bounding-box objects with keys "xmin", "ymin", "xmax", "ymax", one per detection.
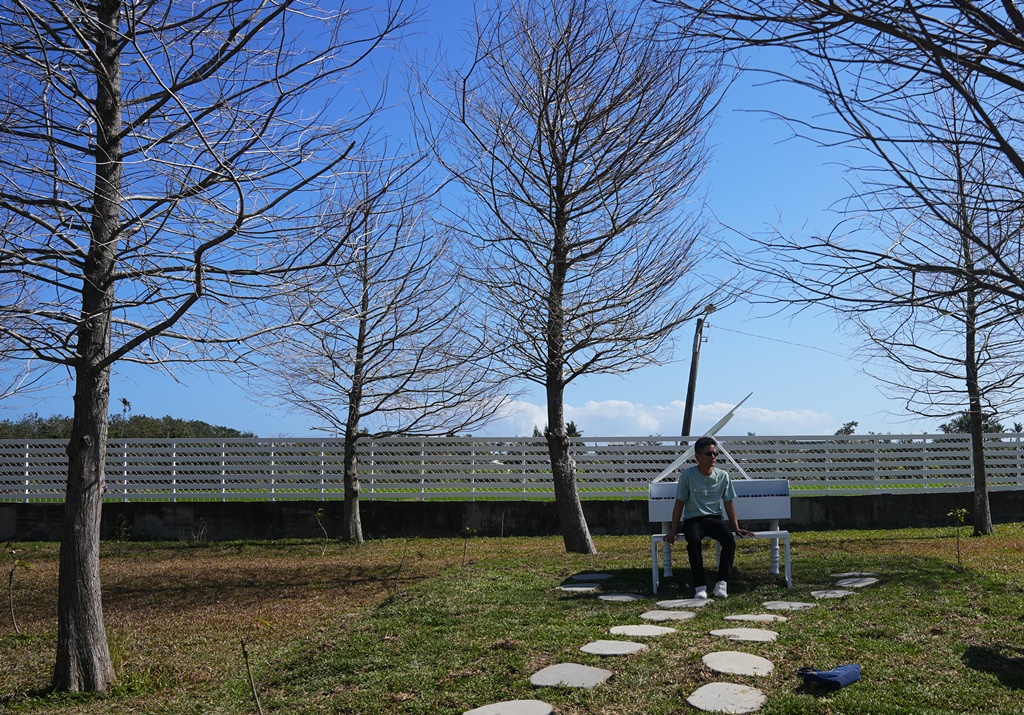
[
  {"xmin": 342, "ymin": 416, "xmax": 364, "ymax": 544},
  {"xmin": 341, "ymin": 298, "xmax": 369, "ymax": 544},
  {"xmin": 965, "ymin": 281, "xmax": 994, "ymax": 536},
  {"xmin": 54, "ymin": 0, "xmax": 121, "ymax": 690},
  {"xmin": 545, "ymin": 233, "xmax": 596, "ymax": 555}
]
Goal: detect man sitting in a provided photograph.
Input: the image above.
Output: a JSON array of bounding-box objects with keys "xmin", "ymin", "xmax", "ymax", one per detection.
[{"xmin": 663, "ymin": 436, "xmax": 753, "ymax": 598}]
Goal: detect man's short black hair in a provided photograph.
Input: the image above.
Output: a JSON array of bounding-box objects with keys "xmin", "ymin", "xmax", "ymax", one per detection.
[{"xmin": 694, "ymin": 436, "xmax": 718, "ymax": 453}]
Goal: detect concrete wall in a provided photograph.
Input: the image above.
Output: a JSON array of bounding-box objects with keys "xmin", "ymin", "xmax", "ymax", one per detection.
[{"xmin": 2, "ymin": 490, "xmax": 1022, "ymax": 541}]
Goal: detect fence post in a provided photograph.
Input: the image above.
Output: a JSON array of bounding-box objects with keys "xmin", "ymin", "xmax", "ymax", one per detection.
[
  {"xmin": 419, "ymin": 440, "xmax": 426, "ymax": 502},
  {"xmin": 320, "ymin": 442, "xmax": 326, "ymax": 500},
  {"xmin": 521, "ymin": 441, "xmax": 528, "ymax": 500},
  {"xmin": 121, "ymin": 441, "xmax": 129, "ymax": 502},
  {"xmin": 23, "ymin": 442, "xmax": 29, "ymax": 503},
  {"xmin": 270, "ymin": 441, "xmax": 276, "ymax": 502},
  {"xmin": 367, "ymin": 438, "xmax": 375, "ymax": 501},
  {"xmin": 171, "ymin": 442, "xmax": 178, "ymax": 503},
  {"xmin": 221, "ymin": 443, "xmax": 227, "ymax": 501}
]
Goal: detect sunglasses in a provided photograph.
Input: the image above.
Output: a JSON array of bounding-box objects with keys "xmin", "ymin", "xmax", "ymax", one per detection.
[{"xmin": 702, "ymin": 451, "xmax": 719, "ymax": 458}]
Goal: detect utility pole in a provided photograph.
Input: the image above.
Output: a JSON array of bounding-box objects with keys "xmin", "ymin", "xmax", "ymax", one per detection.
[{"xmin": 681, "ymin": 305, "xmax": 716, "ymax": 437}]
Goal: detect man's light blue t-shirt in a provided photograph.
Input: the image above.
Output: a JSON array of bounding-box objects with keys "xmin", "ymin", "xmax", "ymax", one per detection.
[{"xmin": 675, "ymin": 465, "xmax": 736, "ymax": 520}]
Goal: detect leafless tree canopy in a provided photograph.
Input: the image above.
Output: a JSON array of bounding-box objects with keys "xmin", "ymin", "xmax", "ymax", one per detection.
[
  {"xmin": 256, "ymin": 156, "xmax": 508, "ymax": 440},
  {"xmin": 437, "ymin": 0, "xmax": 727, "ymax": 387},
  {"xmin": 0, "ymin": 0, "xmax": 405, "ymax": 374},
  {"xmin": 667, "ymin": 0, "xmax": 1024, "ymax": 302}
]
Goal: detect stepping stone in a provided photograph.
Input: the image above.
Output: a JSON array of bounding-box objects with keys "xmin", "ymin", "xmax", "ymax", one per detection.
[
  {"xmin": 830, "ymin": 571, "xmax": 876, "ymax": 578},
  {"xmin": 724, "ymin": 613, "xmax": 788, "ymax": 623},
  {"xmin": 580, "ymin": 639, "xmax": 648, "ymax": 656},
  {"xmin": 642, "ymin": 610, "xmax": 697, "ymax": 622},
  {"xmin": 656, "ymin": 598, "xmax": 714, "ymax": 609},
  {"xmin": 570, "ymin": 573, "xmax": 612, "ymax": 581},
  {"xmin": 559, "ymin": 583, "xmax": 601, "ymax": 593},
  {"xmin": 812, "ymin": 589, "xmax": 855, "ymax": 599},
  {"xmin": 835, "ymin": 576, "xmax": 879, "ymax": 588},
  {"xmin": 687, "ymin": 682, "xmax": 767, "ymax": 714},
  {"xmin": 703, "ymin": 651, "xmax": 774, "ymax": 677},
  {"xmin": 710, "ymin": 627, "xmax": 778, "ymax": 642},
  {"xmin": 763, "ymin": 600, "xmax": 817, "ymax": 611},
  {"xmin": 530, "ymin": 663, "xmax": 612, "ymax": 689},
  {"xmin": 610, "ymin": 624, "xmax": 676, "ymax": 637},
  {"xmin": 598, "ymin": 593, "xmax": 645, "ymax": 602},
  {"xmin": 463, "ymin": 700, "xmax": 554, "ymax": 715}
]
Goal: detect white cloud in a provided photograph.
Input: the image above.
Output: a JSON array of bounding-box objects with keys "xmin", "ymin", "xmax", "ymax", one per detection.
[{"xmin": 479, "ymin": 397, "xmax": 835, "ymax": 437}]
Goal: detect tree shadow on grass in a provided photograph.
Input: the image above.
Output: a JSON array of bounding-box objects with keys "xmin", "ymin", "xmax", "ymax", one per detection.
[{"xmin": 963, "ymin": 644, "xmax": 1024, "ymax": 689}]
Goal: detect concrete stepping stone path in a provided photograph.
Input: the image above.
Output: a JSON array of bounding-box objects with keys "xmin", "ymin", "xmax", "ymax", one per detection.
[
  {"xmin": 530, "ymin": 663, "xmax": 612, "ymax": 689},
  {"xmin": 609, "ymin": 624, "xmax": 676, "ymax": 637},
  {"xmin": 598, "ymin": 593, "xmax": 645, "ymax": 602},
  {"xmin": 703, "ymin": 651, "xmax": 774, "ymax": 677},
  {"xmin": 687, "ymin": 682, "xmax": 767, "ymax": 714},
  {"xmin": 641, "ymin": 609, "xmax": 697, "ymax": 622},
  {"xmin": 558, "ymin": 583, "xmax": 601, "ymax": 593},
  {"xmin": 763, "ymin": 600, "xmax": 817, "ymax": 611},
  {"xmin": 724, "ymin": 613, "xmax": 788, "ymax": 623},
  {"xmin": 710, "ymin": 627, "xmax": 778, "ymax": 643},
  {"xmin": 835, "ymin": 576, "xmax": 879, "ymax": 588},
  {"xmin": 463, "ymin": 700, "xmax": 554, "ymax": 715},
  {"xmin": 656, "ymin": 598, "xmax": 714, "ymax": 609},
  {"xmin": 570, "ymin": 573, "xmax": 612, "ymax": 581},
  {"xmin": 831, "ymin": 571, "xmax": 876, "ymax": 578},
  {"xmin": 812, "ymin": 589, "xmax": 855, "ymax": 599},
  {"xmin": 580, "ymin": 639, "xmax": 648, "ymax": 656}
]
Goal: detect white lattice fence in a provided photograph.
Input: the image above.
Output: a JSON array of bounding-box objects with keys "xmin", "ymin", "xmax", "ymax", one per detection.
[{"xmin": 2, "ymin": 433, "xmax": 1023, "ymax": 503}]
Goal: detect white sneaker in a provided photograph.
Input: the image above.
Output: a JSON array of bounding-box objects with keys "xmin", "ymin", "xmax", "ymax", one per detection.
[
  {"xmin": 713, "ymin": 581, "xmax": 728, "ymax": 598},
  {"xmin": 694, "ymin": 585, "xmax": 708, "ymax": 599}
]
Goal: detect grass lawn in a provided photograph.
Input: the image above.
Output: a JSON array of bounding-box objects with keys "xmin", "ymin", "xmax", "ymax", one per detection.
[{"xmin": 2, "ymin": 524, "xmax": 1023, "ymax": 714}]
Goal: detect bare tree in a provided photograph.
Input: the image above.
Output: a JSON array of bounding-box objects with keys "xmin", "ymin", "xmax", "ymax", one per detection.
[
  {"xmin": 425, "ymin": 0, "xmax": 728, "ymax": 554},
  {"xmin": 253, "ymin": 156, "xmax": 509, "ymax": 543},
  {"xmin": 664, "ymin": 0, "xmax": 1024, "ymax": 301},
  {"xmin": 664, "ymin": 0, "xmax": 1024, "ymax": 535},
  {"xmin": 0, "ymin": 0, "xmax": 408, "ymax": 691}
]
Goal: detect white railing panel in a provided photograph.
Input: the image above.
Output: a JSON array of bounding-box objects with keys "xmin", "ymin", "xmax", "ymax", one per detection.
[{"xmin": 2, "ymin": 433, "xmax": 1022, "ymax": 502}]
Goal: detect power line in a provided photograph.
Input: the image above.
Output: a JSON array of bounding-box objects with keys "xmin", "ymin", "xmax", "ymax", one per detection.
[{"xmin": 708, "ymin": 323, "xmax": 851, "ymax": 356}]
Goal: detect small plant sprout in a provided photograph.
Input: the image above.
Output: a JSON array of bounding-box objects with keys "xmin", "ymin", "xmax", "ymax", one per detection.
[
  {"xmin": 241, "ymin": 620, "xmax": 271, "ymax": 715},
  {"xmin": 459, "ymin": 527, "xmax": 477, "ymax": 567},
  {"xmin": 948, "ymin": 508, "xmax": 969, "ymax": 570},
  {"xmin": 313, "ymin": 508, "xmax": 329, "ymax": 556},
  {"xmin": 8, "ymin": 549, "xmax": 30, "ymax": 635}
]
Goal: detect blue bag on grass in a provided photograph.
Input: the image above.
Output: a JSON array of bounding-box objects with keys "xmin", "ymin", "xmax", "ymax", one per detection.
[{"xmin": 799, "ymin": 664, "xmax": 861, "ymax": 690}]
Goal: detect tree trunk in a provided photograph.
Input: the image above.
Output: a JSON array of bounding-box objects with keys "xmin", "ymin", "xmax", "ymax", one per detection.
[
  {"xmin": 545, "ymin": 411, "xmax": 596, "ymax": 555},
  {"xmin": 964, "ymin": 236, "xmax": 993, "ymax": 536},
  {"xmin": 55, "ymin": 366, "xmax": 116, "ymax": 691},
  {"xmin": 965, "ymin": 327, "xmax": 993, "ymax": 536},
  {"xmin": 341, "ymin": 298, "xmax": 368, "ymax": 544},
  {"xmin": 543, "ymin": 338, "xmax": 595, "ymax": 553},
  {"xmin": 53, "ymin": 0, "xmax": 121, "ymax": 691},
  {"xmin": 342, "ymin": 428, "xmax": 363, "ymax": 544},
  {"xmin": 543, "ymin": 218, "xmax": 596, "ymax": 554}
]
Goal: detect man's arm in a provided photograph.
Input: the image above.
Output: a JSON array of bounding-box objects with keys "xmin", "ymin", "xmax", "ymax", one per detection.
[
  {"xmin": 723, "ymin": 500, "xmax": 754, "ymax": 537},
  {"xmin": 663, "ymin": 499, "xmax": 684, "ymax": 544}
]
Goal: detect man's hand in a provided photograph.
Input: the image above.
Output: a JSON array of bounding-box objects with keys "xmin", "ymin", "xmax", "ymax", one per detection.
[
  {"xmin": 664, "ymin": 530, "xmax": 677, "ymax": 544},
  {"xmin": 734, "ymin": 526, "xmax": 755, "ymax": 537}
]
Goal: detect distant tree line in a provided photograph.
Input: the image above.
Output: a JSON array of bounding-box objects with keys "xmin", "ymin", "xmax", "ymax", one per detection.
[{"xmin": 0, "ymin": 413, "xmax": 255, "ymax": 440}]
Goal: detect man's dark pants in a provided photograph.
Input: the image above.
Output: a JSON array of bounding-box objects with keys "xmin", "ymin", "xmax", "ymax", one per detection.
[{"xmin": 681, "ymin": 515, "xmax": 736, "ymax": 587}]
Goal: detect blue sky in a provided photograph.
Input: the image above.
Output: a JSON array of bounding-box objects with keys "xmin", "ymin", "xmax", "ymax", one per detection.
[{"xmin": 1, "ymin": 1, "xmax": 944, "ymax": 440}]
